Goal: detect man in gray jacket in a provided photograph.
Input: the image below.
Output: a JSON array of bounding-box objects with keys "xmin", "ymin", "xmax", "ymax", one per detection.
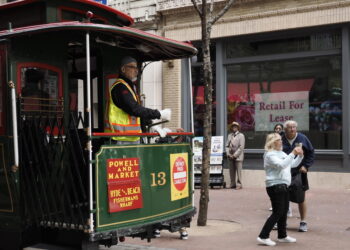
[{"xmin": 226, "ymin": 122, "xmax": 245, "ymax": 189}]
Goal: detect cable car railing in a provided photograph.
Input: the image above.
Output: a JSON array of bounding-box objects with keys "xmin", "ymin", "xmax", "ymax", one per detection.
[
  {"xmin": 17, "ymin": 96, "xmax": 194, "ymax": 232},
  {"xmin": 18, "ymin": 97, "xmax": 90, "ymax": 231}
]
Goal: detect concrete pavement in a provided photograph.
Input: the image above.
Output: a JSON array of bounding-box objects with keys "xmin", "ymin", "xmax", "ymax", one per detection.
[
  {"xmin": 26, "ymin": 186, "xmax": 350, "ymax": 250},
  {"xmin": 116, "ymin": 187, "xmax": 350, "ymax": 250}
]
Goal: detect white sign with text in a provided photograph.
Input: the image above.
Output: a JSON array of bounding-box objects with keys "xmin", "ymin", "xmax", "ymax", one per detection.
[{"xmin": 254, "ymin": 91, "xmax": 309, "ymax": 131}]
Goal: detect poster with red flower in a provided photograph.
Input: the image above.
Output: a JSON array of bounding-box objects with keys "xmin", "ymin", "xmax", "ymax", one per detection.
[{"xmin": 229, "ymin": 104, "xmax": 255, "ymax": 131}]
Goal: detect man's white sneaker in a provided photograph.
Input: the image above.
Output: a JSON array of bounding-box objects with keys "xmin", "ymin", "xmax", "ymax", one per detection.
[
  {"xmin": 257, "ymin": 237, "xmax": 276, "ymax": 246},
  {"xmin": 180, "ymin": 231, "xmax": 188, "ymax": 240},
  {"xmin": 299, "ymin": 221, "xmax": 308, "ymax": 232},
  {"xmin": 278, "ymin": 236, "xmax": 297, "ymax": 243},
  {"xmin": 153, "ymin": 229, "xmax": 160, "ymax": 238}
]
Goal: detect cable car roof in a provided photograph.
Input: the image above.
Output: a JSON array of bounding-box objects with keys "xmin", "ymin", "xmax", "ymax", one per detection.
[
  {"xmin": 0, "ymin": 0, "xmax": 134, "ymax": 27},
  {"xmin": 0, "ymin": 21, "xmax": 197, "ymax": 60}
]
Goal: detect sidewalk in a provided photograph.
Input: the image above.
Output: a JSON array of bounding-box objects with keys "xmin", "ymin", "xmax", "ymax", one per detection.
[{"xmin": 114, "ymin": 187, "xmax": 350, "ymax": 250}]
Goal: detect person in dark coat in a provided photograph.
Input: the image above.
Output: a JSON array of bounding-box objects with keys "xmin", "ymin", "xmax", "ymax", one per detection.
[{"xmin": 282, "ymin": 120, "xmax": 315, "ymax": 232}]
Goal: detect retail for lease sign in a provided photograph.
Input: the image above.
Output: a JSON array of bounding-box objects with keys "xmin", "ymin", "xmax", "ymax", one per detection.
[
  {"xmin": 106, "ymin": 158, "xmax": 143, "ymax": 213},
  {"xmin": 254, "ymin": 91, "xmax": 309, "ymax": 131},
  {"xmin": 170, "ymin": 153, "xmax": 189, "ymax": 201}
]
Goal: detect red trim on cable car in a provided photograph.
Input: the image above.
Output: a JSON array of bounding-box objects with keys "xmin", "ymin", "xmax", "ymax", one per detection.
[
  {"xmin": 0, "ymin": 0, "xmax": 134, "ymax": 26},
  {"xmin": 92, "ymin": 132, "xmax": 194, "ymax": 137},
  {"xmin": 0, "ymin": 22, "xmax": 196, "ymax": 53},
  {"xmin": 57, "ymin": 6, "xmax": 109, "ymax": 24},
  {"xmin": 72, "ymin": 0, "xmax": 134, "ymax": 25}
]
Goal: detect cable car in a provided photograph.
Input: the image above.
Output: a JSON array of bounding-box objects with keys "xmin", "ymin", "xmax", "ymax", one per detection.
[{"xmin": 0, "ymin": 0, "xmax": 197, "ymax": 249}]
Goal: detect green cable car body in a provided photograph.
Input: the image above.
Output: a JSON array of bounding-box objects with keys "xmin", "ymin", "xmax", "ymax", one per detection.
[{"xmin": 0, "ymin": 0, "xmax": 196, "ymax": 249}]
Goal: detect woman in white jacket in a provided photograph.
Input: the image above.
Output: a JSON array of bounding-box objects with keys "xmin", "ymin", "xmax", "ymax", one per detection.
[{"xmin": 257, "ymin": 133, "xmax": 304, "ymax": 246}]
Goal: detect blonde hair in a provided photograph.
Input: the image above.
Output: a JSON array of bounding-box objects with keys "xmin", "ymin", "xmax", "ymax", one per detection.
[{"xmin": 264, "ymin": 133, "xmax": 281, "ymax": 151}]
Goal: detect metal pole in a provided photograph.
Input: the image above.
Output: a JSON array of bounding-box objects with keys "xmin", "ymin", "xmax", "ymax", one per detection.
[
  {"xmin": 188, "ymin": 58, "xmax": 195, "ymax": 206},
  {"xmin": 188, "ymin": 58, "xmax": 194, "ymax": 134},
  {"xmin": 86, "ymin": 31, "xmax": 94, "ymax": 232},
  {"xmin": 9, "ymin": 81, "xmax": 19, "ymax": 169}
]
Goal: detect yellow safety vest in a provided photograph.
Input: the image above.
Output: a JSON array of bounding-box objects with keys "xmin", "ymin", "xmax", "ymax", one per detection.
[{"xmin": 105, "ymin": 79, "xmax": 141, "ymax": 141}]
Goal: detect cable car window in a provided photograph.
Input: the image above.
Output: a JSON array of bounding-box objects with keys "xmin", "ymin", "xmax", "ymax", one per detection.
[
  {"xmin": 18, "ymin": 65, "xmax": 62, "ymax": 116},
  {"xmin": 68, "ymin": 78, "xmax": 85, "ymax": 129},
  {"xmin": 92, "ymin": 77, "xmax": 99, "ymax": 129},
  {"xmin": 0, "ymin": 47, "xmax": 6, "ymax": 135}
]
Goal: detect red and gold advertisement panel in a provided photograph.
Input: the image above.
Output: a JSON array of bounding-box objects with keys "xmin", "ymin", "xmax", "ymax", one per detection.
[
  {"xmin": 106, "ymin": 157, "xmax": 143, "ymax": 213},
  {"xmin": 170, "ymin": 153, "xmax": 189, "ymax": 201}
]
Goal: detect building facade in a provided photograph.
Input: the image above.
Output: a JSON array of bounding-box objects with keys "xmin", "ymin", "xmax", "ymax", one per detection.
[{"xmin": 156, "ymin": 0, "xmax": 350, "ymax": 175}]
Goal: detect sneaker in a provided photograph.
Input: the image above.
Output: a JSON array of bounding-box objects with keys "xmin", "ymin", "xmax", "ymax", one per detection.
[
  {"xmin": 272, "ymin": 223, "xmax": 278, "ymax": 230},
  {"xmin": 154, "ymin": 229, "xmax": 160, "ymax": 238},
  {"xmin": 257, "ymin": 237, "xmax": 276, "ymax": 246},
  {"xmin": 287, "ymin": 207, "xmax": 293, "ymax": 217},
  {"xmin": 180, "ymin": 231, "xmax": 188, "ymax": 240},
  {"xmin": 278, "ymin": 236, "xmax": 297, "ymax": 243},
  {"xmin": 299, "ymin": 222, "xmax": 308, "ymax": 232}
]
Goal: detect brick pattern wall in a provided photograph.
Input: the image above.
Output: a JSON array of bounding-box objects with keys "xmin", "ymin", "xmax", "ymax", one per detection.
[{"xmin": 162, "ymin": 59, "xmax": 181, "ymax": 130}]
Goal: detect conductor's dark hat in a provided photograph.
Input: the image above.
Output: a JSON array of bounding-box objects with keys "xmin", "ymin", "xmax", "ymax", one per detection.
[{"xmin": 120, "ymin": 56, "xmax": 137, "ymax": 67}]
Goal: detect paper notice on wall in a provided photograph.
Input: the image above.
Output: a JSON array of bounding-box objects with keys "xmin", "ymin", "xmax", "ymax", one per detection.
[{"xmin": 254, "ymin": 91, "xmax": 309, "ymax": 131}]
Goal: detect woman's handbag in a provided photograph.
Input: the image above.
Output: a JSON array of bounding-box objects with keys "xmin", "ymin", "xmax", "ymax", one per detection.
[{"xmin": 289, "ymin": 173, "xmax": 305, "ymax": 203}]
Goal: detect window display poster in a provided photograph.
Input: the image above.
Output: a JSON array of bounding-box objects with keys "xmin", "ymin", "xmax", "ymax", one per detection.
[
  {"xmin": 193, "ymin": 136, "xmax": 224, "ymax": 165},
  {"xmin": 254, "ymin": 91, "xmax": 309, "ymax": 131}
]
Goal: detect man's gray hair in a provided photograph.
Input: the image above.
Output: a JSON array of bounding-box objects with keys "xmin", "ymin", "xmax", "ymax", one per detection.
[{"xmin": 283, "ymin": 120, "xmax": 298, "ymax": 129}]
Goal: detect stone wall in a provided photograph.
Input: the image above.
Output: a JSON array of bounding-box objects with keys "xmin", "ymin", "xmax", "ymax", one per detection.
[
  {"xmin": 162, "ymin": 59, "xmax": 182, "ymax": 130},
  {"xmin": 160, "ymin": 0, "xmax": 350, "ymax": 41}
]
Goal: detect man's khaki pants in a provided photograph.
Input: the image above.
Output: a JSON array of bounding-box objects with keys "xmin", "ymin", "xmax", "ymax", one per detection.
[{"xmin": 228, "ymin": 159, "xmax": 242, "ymax": 188}]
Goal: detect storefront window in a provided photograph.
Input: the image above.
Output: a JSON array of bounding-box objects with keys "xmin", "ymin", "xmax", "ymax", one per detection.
[
  {"xmin": 192, "ymin": 43, "xmax": 217, "ymax": 136},
  {"xmin": 226, "ymin": 31, "xmax": 341, "ymax": 58},
  {"xmin": 192, "ymin": 65, "xmax": 216, "ymax": 136},
  {"xmin": 227, "ymin": 55, "xmax": 342, "ymax": 149}
]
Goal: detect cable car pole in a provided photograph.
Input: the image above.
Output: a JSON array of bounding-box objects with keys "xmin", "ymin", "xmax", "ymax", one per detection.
[
  {"xmin": 7, "ymin": 22, "xmax": 19, "ymax": 175},
  {"xmin": 188, "ymin": 57, "xmax": 195, "ymax": 206},
  {"xmin": 9, "ymin": 80, "xmax": 19, "ymax": 172},
  {"xmin": 85, "ymin": 11, "xmax": 94, "ymax": 233}
]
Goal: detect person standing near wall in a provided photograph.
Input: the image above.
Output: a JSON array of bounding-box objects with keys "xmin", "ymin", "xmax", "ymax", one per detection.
[
  {"xmin": 282, "ymin": 120, "xmax": 315, "ymax": 232},
  {"xmin": 226, "ymin": 121, "xmax": 245, "ymax": 189},
  {"xmin": 274, "ymin": 123, "xmax": 284, "ymax": 136}
]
